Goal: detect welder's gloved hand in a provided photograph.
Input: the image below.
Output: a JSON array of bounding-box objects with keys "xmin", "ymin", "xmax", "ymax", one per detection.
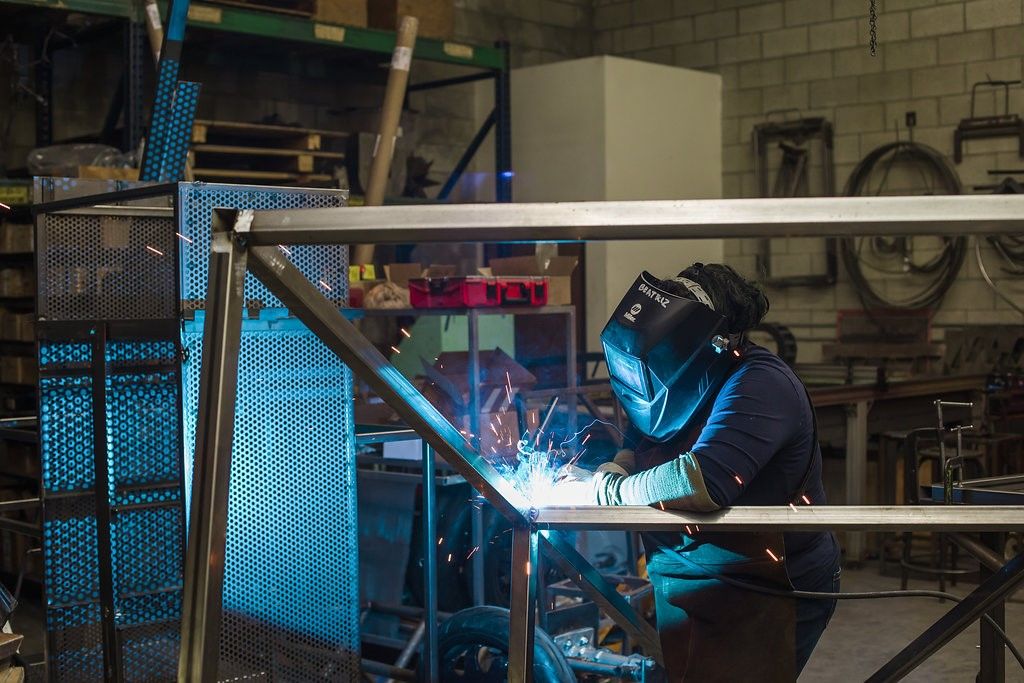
[
  {"xmin": 552, "ymin": 465, "xmax": 598, "ymax": 505},
  {"xmin": 596, "ymin": 448, "xmax": 636, "ymax": 477},
  {"xmin": 593, "ymin": 451, "xmax": 721, "ymax": 512}
]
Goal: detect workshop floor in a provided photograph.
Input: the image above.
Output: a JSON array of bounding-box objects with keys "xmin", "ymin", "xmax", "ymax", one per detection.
[
  {"xmin": 801, "ymin": 568, "xmax": 1024, "ymax": 681},
  {"xmin": 8, "ymin": 568, "xmax": 1023, "ymax": 680}
]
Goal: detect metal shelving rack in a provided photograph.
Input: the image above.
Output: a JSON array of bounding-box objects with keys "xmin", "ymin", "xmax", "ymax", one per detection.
[{"xmin": 0, "ymin": 0, "xmax": 514, "ymax": 199}]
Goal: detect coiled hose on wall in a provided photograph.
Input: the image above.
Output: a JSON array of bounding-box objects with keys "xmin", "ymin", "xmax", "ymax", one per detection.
[{"xmin": 841, "ymin": 141, "xmax": 967, "ymax": 310}]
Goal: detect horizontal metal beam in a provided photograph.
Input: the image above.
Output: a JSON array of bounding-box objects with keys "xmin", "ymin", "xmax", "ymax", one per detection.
[
  {"xmin": 534, "ymin": 505, "xmax": 1024, "ymax": 531},
  {"xmin": 245, "ymin": 195, "xmax": 1024, "ymax": 245}
]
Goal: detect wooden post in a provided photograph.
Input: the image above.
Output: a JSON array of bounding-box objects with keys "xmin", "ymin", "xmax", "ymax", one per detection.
[{"xmin": 352, "ymin": 15, "xmax": 419, "ymax": 267}]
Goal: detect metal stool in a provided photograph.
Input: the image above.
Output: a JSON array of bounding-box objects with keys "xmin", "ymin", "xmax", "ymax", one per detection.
[{"xmin": 899, "ymin": 434, "xmax": 985, "ymax": 592}]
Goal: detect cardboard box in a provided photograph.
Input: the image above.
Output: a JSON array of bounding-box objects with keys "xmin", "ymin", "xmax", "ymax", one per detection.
[
  {"xmin": 384, "ymin": 262, "xmax": 424, "ymax": 288},
  {"xmin": 315, "ymin": 0, "xmax": 367, "ymax": 25},
  {"xmin": 368, "ymin": 0, "xmax": 453, "ymax": 39},
  {"xmin": 0, "ymin": 224, "xmax": 32, "ymax": 254},
  {"xmin": 486, "ymin": 255, "xmax": 578, "ymax": 306}
]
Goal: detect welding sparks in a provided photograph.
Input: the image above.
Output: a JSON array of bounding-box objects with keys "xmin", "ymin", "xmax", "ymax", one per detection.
[
  {"xmin": 277, "ymin": 244, "xmax": 292, "ymax": 255},
  {"xmin": 685, "ymin": 525, "xmax": 692, "ymax": 534},
  {"xmin": 400, "ymin": 327, "xmax": 411, "ymax": 338},
  {"xmin": 466, "ymin": 546, "xmax": 480, "ymax": 560},
  {"xmin": 581, "ymin": 433, "xmax": 592, "ymax": 446},
  {"xmin": 447, "ymin": 553, "xmax": 453, "ymax": 563},
  {"xmin": 0, "ymin": 202, "xmax": 9, "ymax": 211},
  {"xmin": 734, "ymin": 474, "xmax": 744, "ymax": 486},
  {"xmin": 790, "ymin": 502, "xmax": 798, "ymax": 512},
  {"xmin": 437, "ymin": 537, "xmax": 444, "ymax": 545},
  {"xmin": 658, "ymin": 501, "xmax": 666, "ymax": 511},
  {"xmin": 319, "ymin": 279, "xmax": 333, "ymax": 291},
  {"xmin": 766, "ymin": 548, "xmax": 782, "ymax": 562},
  {"xmin": 175, "ymin": 232, "xmax": 193, "ymax": 244},
  {"xmin": 145, "ymin": 245, "xmax": 164, "ymax": 256},
  {"xmin": 525, "ymin": 561, "xmax": 531, "ymax": 576},
  {"xmin": 390, "ymin": 345, "xmax": 401, "ymax": 355},
  {"xmin": 801, "ymin": 494, "xmax": 812, "ymax": 505}
]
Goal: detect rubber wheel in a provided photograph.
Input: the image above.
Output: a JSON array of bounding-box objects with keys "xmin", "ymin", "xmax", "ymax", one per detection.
[
  {"xmin": 478, "ymin": 505, "xmax": 565, "ymax": 608},
  {"xmin": 407, "ymin": 483, "xmax": 473, "ymax": 612},
  {"xmin": 433, "ymin": 606, "xmax": 576, "ymax": 683}
]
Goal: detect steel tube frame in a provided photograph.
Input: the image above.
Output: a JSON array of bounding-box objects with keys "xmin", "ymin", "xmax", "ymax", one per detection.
[
  {"xmin": 182, "ymin": 197, "xmax": 1024, "ymax": 682},
  {"xmin": 245, "ymin": 195, "xmax": 1024, "ymax": 245}
]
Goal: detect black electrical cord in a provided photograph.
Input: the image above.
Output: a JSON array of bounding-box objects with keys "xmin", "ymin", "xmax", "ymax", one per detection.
[
  {"xmin": 660, "ymin": 545, "xmax": 1024, "ymax": 672},
  {"xmin": 841, "ymin": 142, "xmax": 968, "ymax": 310}
]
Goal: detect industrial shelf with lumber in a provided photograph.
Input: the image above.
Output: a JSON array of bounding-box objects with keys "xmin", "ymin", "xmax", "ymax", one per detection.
[{"xmin": 0, "ymin": 0, "xmax": 505, "ymax": 69}]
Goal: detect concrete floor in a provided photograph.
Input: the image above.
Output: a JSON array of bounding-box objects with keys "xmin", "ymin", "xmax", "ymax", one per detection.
[
  {"xmin": 8, "ymin": 568, "xmax": 1024, "ymax": 680},
  {"xmin": 801, "ymin": 569, "xmax": 1024, "ymax": 682}
]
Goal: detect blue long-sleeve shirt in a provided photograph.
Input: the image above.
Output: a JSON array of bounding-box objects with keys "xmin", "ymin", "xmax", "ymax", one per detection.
[{"xmin": 597, "ymin": 345, "xmax": 840, "ymax": 584}]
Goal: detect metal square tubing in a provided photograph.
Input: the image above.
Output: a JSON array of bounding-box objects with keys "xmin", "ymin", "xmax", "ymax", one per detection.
[
  {"xmin": 178, "ymin": 223, "xmax": 248, "ymax": 683},
  {"xmin": 244, "ymin": 241, "xmax": 529, "ymax": 522},
  {"xmin": 244, "ymin": 195, "xmax": 1024, "ymax": 245},
  {"xmin": 866, "ymin": 549, "xmax": 1024, "ymax": 682},
  {"xmin": 508, "ymin": 524, "xmax": 538, "ymax": 682}
]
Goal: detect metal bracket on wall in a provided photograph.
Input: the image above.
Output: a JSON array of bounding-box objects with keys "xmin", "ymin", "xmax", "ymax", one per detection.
[{"xmin": 752, "ymin": 113, "xmax": 838, "ymax": 287}]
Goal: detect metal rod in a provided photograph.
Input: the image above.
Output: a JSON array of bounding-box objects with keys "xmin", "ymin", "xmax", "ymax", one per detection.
[
  {"xmin": 467, "ymin": 308, "xmax": 486, "ymax": 607},
  {"xmin": 244, "ymin": 243, "xmax": 529, "ymax": 523},
  {"xmin": 177, "ymin": 213, "xmax": 249, "ymax": 683},
  {"xmin": 534, "ymin": 505, "xmax": 1024, "ymax": 531},
  {"xmin": 437, "ymin": 109, "xmax": 496, "ymax": 201},
  {"xmin": 979, "ymin": 532, "xmax": 1006, "ymax": 682},
  {"xmin": 91, "ymin": 325, "xmax": 124, "ymax": 683},
  {"xmin": 540, "ymin": 531, "xmax": 663, "ymax": 662},
  {"xmin": 508, "ymin": 524, "xmax": 538, "ymax": 682},
  {"xmin": 867, "ymin": 550, "xmax": 1024, "ymax": 682},
  {"xmin": 948, "ymin": 533, "xmax": 1006, "ymax": 572},
  {"xmin": 245, "ymin": 196, "xmax": 1024, "ymax": 245},
  {"xmin": 362, "ymin": 659, "xmax": 416, "ymax": 682},
  {"xmin": 493, "ymin": 39, "xmax": 512, "ymax": 202},
  {"xmin": 408, "ymin": 71, "xmax": 495, "ymax": 92},
  {"xmin": 421, "ymin": 442, "xmax": 439, "ymax": 683},
  {"xmin": 389, "ymin": 621, "xmax": 425, "ymax": 679},
  {"xmin": 0, "ymin": 498, "xmax": 41, "ymax": 513}
]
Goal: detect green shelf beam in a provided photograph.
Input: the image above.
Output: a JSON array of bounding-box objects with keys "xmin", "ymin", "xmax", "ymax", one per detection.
[{"xmin": 0, "ymin": 0, "xmax": 504, "ymax": 70}]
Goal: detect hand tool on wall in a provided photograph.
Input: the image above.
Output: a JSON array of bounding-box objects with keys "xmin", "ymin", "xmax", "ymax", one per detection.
[{"xmin": 352, "ymin": 16, "xmax": 419, "ymax": 267}]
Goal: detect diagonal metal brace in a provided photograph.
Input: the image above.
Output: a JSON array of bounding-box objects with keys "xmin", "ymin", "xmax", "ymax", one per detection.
[
  {"xmin": 868, "ymin": 550, "xmax": 1024, "ymax": 682},
  {"xmin": 244, "ymin": 237, "xmax": 529, "ymax": 523}
]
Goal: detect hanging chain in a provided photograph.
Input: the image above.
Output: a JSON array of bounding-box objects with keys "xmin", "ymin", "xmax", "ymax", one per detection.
[{"xmin": 869, "ymin": 0, "xmax": 879, "ymax": 56}]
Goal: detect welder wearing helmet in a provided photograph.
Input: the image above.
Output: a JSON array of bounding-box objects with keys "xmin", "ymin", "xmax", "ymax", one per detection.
[{"xmin": 558, "ymin": 263, "xmax": 840, "ymax": 682}]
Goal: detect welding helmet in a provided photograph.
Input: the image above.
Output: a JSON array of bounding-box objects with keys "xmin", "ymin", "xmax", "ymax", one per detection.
[{"xmin": 600, "ymin": 271, "xmax": 739, "ymax": 442}]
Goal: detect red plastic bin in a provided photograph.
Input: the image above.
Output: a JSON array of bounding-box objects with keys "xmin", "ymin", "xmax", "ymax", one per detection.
[
  {"xmin": 499, "ymin": 277, "xmax": 548, "ymax": 306},
  {"xmin": 408, "ymin": 277, "xmax": 501, "ymax": 308}
]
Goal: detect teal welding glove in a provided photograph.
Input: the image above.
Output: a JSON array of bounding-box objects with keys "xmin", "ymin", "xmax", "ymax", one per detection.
[{"xmin": 593, "ymin": 451, "xmax": 720, "ymax": 511}]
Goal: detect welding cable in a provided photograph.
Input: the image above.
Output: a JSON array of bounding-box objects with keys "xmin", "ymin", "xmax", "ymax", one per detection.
[
  {"xmin": 840, "ymin": 141, "xmax": 967, "ymax": 310},
  {"xmin": 975, "ymin": 238, "xmax": 1024, "ymax": 317},
  {"xmin": 658, "ymin": 546, "xmax": 1024, "ymax": 671},
  {"xmin": 987, "ymin": 235, "xmax": 1024, "ymax": 274}
]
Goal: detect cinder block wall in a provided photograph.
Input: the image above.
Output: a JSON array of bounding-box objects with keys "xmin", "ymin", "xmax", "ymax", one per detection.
[{"xmin": 593, "ymin": 0, "xmax": 1024, "ymax": 362}]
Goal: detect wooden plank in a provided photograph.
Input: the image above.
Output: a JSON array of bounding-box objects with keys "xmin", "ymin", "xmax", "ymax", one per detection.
[
  {"xmin": 191, "ymin": 143, "xmax": 344, "ymax": 159},
  {"xmin": 192, "ymin": 118, "xmax": 349, "ymax": 141},
  {"xmin": 204, "ymin": 0, "xmax": 315, "ymax": 18},
  {"xmin": 192, "ymin": 167, "xmax": 332, "ymax": 181}
]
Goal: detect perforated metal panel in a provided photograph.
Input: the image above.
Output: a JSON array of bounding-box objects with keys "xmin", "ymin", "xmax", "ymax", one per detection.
[
  {"xmin": 182, "ymin": 311, "xmax": 361, "ymax": 680},
  {"xmin": 177, "ymin": 183, "xmax": 348, "ymax": 308},
  {"xmin": 40, "ymin": 337, "xmax": 185, "ymax": 683},
  {"xmin": 37, "ymin": 212, "xmax": 177, "ymax": 320}
]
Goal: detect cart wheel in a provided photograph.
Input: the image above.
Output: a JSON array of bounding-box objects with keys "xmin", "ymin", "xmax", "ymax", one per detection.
[
  {"xmin": 432, "ymin": 606, "xmax": 576, "ymax": 682},
  {"xmin": 407, "ymin": 483, "xmax": 473, "ymax": 611},
  {"xmin": 479, "ymin": 506, "xmax": 565, "ymax": 608}
]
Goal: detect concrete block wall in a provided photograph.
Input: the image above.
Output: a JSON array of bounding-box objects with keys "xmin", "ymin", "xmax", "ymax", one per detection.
[{"xmin": 594, "ymin": 0, "xmax": 1024, "ymax": 363}]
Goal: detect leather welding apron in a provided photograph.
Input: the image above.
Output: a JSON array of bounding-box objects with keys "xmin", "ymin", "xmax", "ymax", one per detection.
[
  {"xmin": 630, "ymin": 389, "xmax": 818, "ymax": 683},
  {"xmin": 643, "ymin": 529, "xmax": 796, "ymax": 682}
]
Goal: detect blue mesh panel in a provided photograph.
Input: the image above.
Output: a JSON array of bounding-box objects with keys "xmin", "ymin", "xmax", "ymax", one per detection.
[
  {"xmin": 44, "ymin": 496, "xmax": 100, "ymax": 606},
  {"xmin": 140, "ymin": 58, "xmax": 182, "ymax": 181},
  {"xmin": 182, "ymin": 310, "xmax": 360, "ymax": 678},
  {"xmin": 111, "ymin": 507, "xmax": 182, "ymax": 621},
  {"xmin": 177, "ymin": 184, "xmax": 347, "ymax": 309},
  {"xmin": 48, "ymin": 604, "xmax": 104, "ymax": 681}
]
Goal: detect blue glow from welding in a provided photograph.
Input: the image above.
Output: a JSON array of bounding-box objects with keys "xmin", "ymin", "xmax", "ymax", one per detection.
[{"xmin": 500, "ymin": 171, "xmax": 515, "ymax": 178}]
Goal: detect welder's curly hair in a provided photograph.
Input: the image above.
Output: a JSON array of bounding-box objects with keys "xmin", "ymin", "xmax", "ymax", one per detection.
[{"xmin": 659, "ymin": 262, "xmax": 769, "ymax": 334}]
